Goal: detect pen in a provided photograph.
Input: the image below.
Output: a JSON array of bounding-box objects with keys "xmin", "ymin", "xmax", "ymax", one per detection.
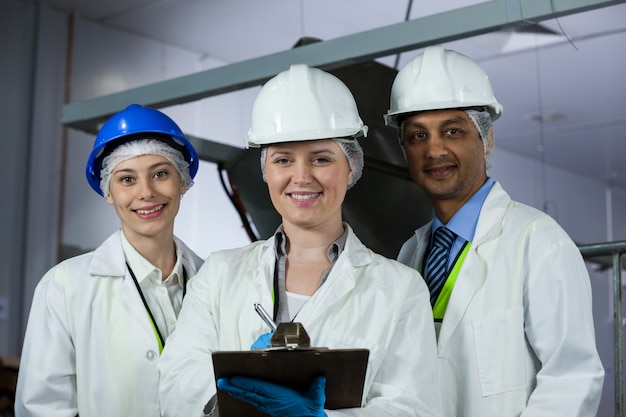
[{"xmin": 254, "ymin": 302, "xmax": 277, "ymax": 332}]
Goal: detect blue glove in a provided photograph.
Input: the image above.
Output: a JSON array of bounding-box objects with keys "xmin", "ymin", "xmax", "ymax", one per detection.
[
  {"xmin": 217, "ymin": 376, "xmax": 326, "ymax": 417},
  {"xmin": 251, "ymin": 332, "xmax": 273, "ymax": 350}
]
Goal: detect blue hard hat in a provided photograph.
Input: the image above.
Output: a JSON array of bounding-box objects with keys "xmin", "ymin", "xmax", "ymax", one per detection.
[{"xmin": 85, "ymin": 104, "xmax": 199, "ymax": 196}]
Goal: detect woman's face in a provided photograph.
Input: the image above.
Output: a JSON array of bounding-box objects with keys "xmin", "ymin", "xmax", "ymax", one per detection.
[
  {"xmin": 264, "ymin": 139, "xmax": 353, "ymax": 232},
  {"xmin": 106, "ymin": 154, "xmax": 185, "ymax": 243}
]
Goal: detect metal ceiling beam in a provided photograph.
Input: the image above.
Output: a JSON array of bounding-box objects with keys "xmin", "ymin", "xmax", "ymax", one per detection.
[
  {"xmin": 61, "ymin": 0, "xmax": 626, "ymax": 133},
  {"xmin": 186, "ymin": 135, "xmax": 243, "ymax": 165}
]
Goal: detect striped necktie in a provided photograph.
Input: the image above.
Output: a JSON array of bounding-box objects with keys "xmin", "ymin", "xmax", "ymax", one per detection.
[{"xmin": 424, "ymin": 227, "xmax": 456, "ymax": 306}]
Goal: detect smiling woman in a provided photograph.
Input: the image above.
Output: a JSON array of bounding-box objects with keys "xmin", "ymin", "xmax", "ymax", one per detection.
[
  {"xmin": 14, "ymin": 104, "xmax": 205, "ymax": 417},
  {"xmin": 157, "ymin": 64, "xmax": 443, "ymax": 417}
]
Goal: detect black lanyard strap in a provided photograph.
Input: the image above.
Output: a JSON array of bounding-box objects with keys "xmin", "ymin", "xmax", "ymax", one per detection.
[{"xmin": 126, "ymin": 262, "xmax": 187, "ymax": 351}]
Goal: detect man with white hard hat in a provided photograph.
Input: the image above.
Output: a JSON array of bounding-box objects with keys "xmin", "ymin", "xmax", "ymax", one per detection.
[{"xmin": 385, "ymin": 45, "xmax": 604, "ymax": 417}]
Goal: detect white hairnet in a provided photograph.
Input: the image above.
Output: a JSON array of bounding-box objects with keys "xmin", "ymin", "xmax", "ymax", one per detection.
[
  {"xmin": 465, "ymin": 109, "xmax": 495, "ymax": 169},
  {"xmin": 335, "ymin": 138, "xmax": 364, "ymax": 189},
  {"xmin": 259, "ymin": 138, "xmax": 364, "ymax": 190},
  {"xmin": 99, "ymin": 138, "xmax": 194, "ymax": 197}
]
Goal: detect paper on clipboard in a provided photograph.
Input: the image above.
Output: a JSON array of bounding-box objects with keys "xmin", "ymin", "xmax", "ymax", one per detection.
[{"xmin": 212, "ymin": 348, "xmax": 369, "ymax": 417}]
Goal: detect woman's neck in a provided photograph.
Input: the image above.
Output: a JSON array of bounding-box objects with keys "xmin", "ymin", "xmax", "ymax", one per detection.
[
  {"xmin": 282, "ymin": 221, "xmax": 344, "ymax": 258},
  {"xmin": 123, "ymin": 229, "xmax": 177, "ymax": 278}
]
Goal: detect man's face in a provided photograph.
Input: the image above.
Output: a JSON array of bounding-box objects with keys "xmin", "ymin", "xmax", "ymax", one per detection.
[{"xmin": 401, "ymin": 109, "xmax": 490, "ymax": 210}]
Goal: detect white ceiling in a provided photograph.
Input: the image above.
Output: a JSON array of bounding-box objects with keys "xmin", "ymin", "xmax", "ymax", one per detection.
[{"xmin": 39, "ymin": 0, "xmax": 626, "ymax": 188}]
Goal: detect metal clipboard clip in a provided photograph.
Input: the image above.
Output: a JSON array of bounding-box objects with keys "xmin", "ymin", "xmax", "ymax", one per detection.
[{"xmin": 268, "ymin": 322, "xmax": 322, "ymax": 351}]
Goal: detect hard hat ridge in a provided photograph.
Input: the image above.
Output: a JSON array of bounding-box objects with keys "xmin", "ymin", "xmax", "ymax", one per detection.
[
  {"xmin": 384, "ymin": 45, "xmax": 503, "ymax": 127},
  {"xmin": 246, "ymin": 64, "xmax": 368, "ymax": 148}
]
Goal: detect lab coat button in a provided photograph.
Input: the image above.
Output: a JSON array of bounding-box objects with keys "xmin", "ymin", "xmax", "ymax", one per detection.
[{"xmin": 146, "ymin": 350, "xmax": 157, "ymax": 361}]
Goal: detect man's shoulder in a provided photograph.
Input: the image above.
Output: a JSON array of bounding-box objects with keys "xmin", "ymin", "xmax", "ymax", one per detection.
[
  {"xmin": 484, "ymin": 194, "xmax": 572, "ymax": 248},
  {"xmin": 485, "ymin": 183, "xmax": 556, "ymax": 225},
  {"xmin": 505, "ymin": 198, "xmax": 561, "ymax": 229}
]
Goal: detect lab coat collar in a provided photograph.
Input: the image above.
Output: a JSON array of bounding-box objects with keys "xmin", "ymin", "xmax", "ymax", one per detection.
[
  {"xmin": 175, "ymin": 237, "xmax": 204, "ymax": 278},
  {"xmin": 86, "ymin": 229, "xmax": 202, "ymax": 281},
  {"xmin": 87, "ymin": 230, "xmax": 128, "ymax": 278},
  {"xmin": 256, "ymin": 223, "xmax": 371, "ymax": 270},
  {"xmin": 341, "ymin": 223, "xmax": 375, "ymax": 267},
  {"xmin": 471, "ymin": 182, "xmax": 509, "ymax": 245},
  {"xmin": 251, "ymin": 224, "xmax": 373, "ymax": 322},
  {"xmin": 120, "ymin": 232, "xmax": 185, "ymax": 288}
]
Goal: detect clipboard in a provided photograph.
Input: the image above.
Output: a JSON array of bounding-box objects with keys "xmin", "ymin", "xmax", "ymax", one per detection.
[{"xmin": 212, "ymin": 348, "xmax": 369, "ymax": 417}]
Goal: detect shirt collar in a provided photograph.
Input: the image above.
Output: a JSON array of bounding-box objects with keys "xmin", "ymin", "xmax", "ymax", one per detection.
[
  {"xmin": 273, "ymin": 224, "xmax": 348, "ymax": 263},
  {"xmin": 120, "ymin": 230, "xmax": 184, "ymax": 287},
  {"xmin": 432, "ymin": 177, "xmax": 494, "ymax": 243}
]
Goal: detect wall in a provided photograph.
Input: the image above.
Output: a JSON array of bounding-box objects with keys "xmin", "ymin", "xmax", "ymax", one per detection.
[
  {"xmin": 1, "ymin": 0, "xmax": 624, "ymax": 414},
  {"xmin": 0, "ymin": 1, "xmax": 67, "ymax": 356}
]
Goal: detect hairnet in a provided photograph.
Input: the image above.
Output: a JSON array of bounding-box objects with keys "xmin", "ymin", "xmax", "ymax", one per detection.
[
  {"xmin": 465, "ymin": 109, "xmax": 495, "ymax": 169},
  {"xmin": 99, "ymin": 138, "xmax": 194, "ymax": 197},
  {"xmin": 335, "ymin": 138, "xmax": 364, "ymax": 189},
  {"xmin": 259, "ymin": 138, "xmax": 364, "ymax": 190}
]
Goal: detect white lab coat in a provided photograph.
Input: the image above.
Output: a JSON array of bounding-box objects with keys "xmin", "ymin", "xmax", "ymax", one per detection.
[
  {"xmin": 15, "ymin": 230, "xmax": 203, "ymax": 417},
  {"xmin": 158, "ymin": 224, "xmax": 442, "ymax": 417},
  {"xmin": 397, "ymin": 182, "xmax": 605, "ymax": 417}
]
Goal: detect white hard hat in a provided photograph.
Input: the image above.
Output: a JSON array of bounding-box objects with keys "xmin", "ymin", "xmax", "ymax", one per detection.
[
  {"xmin": 245, "ymin": 64, "xmax": 368, "ymax": 148},
  {"xmin": 384, "ymin": 45, "xmax": 503, "ymax": 127}
]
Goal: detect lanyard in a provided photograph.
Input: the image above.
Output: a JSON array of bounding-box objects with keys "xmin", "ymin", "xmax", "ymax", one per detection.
[
  {"xmin": 126, "ymin": 262, "xmax": 187, "ymax": 353},
  {"xmin": 432, "ymin": 242, "xmax": 469, "ymax": 320},
  {"xmin": 420, "ymin": 241, "xmax": 469, "ymax": 320},
  {"xmin": 272, "ymin": 264, "xmax": 280, "ymax": 321}
]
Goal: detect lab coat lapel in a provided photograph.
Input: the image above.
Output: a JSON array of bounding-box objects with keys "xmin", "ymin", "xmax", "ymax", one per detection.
[
  {"xmin": 175, "ymin": 236, "xmax": 203, "ymax": 277},
  {"xmin": 254, "ymin": 238, "xmax": 279, "ymax": 301},
  {"xmin": 116, "ymin": 270, "xmax": 156, "ymax": 338},
  {"xmin": 317, "ymin": 256, "xmax": 357, "ymax": 305},
  {"xmin": 87, "ymin": 231, "xmax": 157, "ymax": 341},
  {"xmin": 413, "ymin": 224, "xmax": 432, "ymax": 272},
  {"xmin": 436, "ymin": 247, "xmax": 488, "ymax": 349},
  {"xmin": 437, "ymin": 184, "xmax": 508, "ymax": 351}
]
